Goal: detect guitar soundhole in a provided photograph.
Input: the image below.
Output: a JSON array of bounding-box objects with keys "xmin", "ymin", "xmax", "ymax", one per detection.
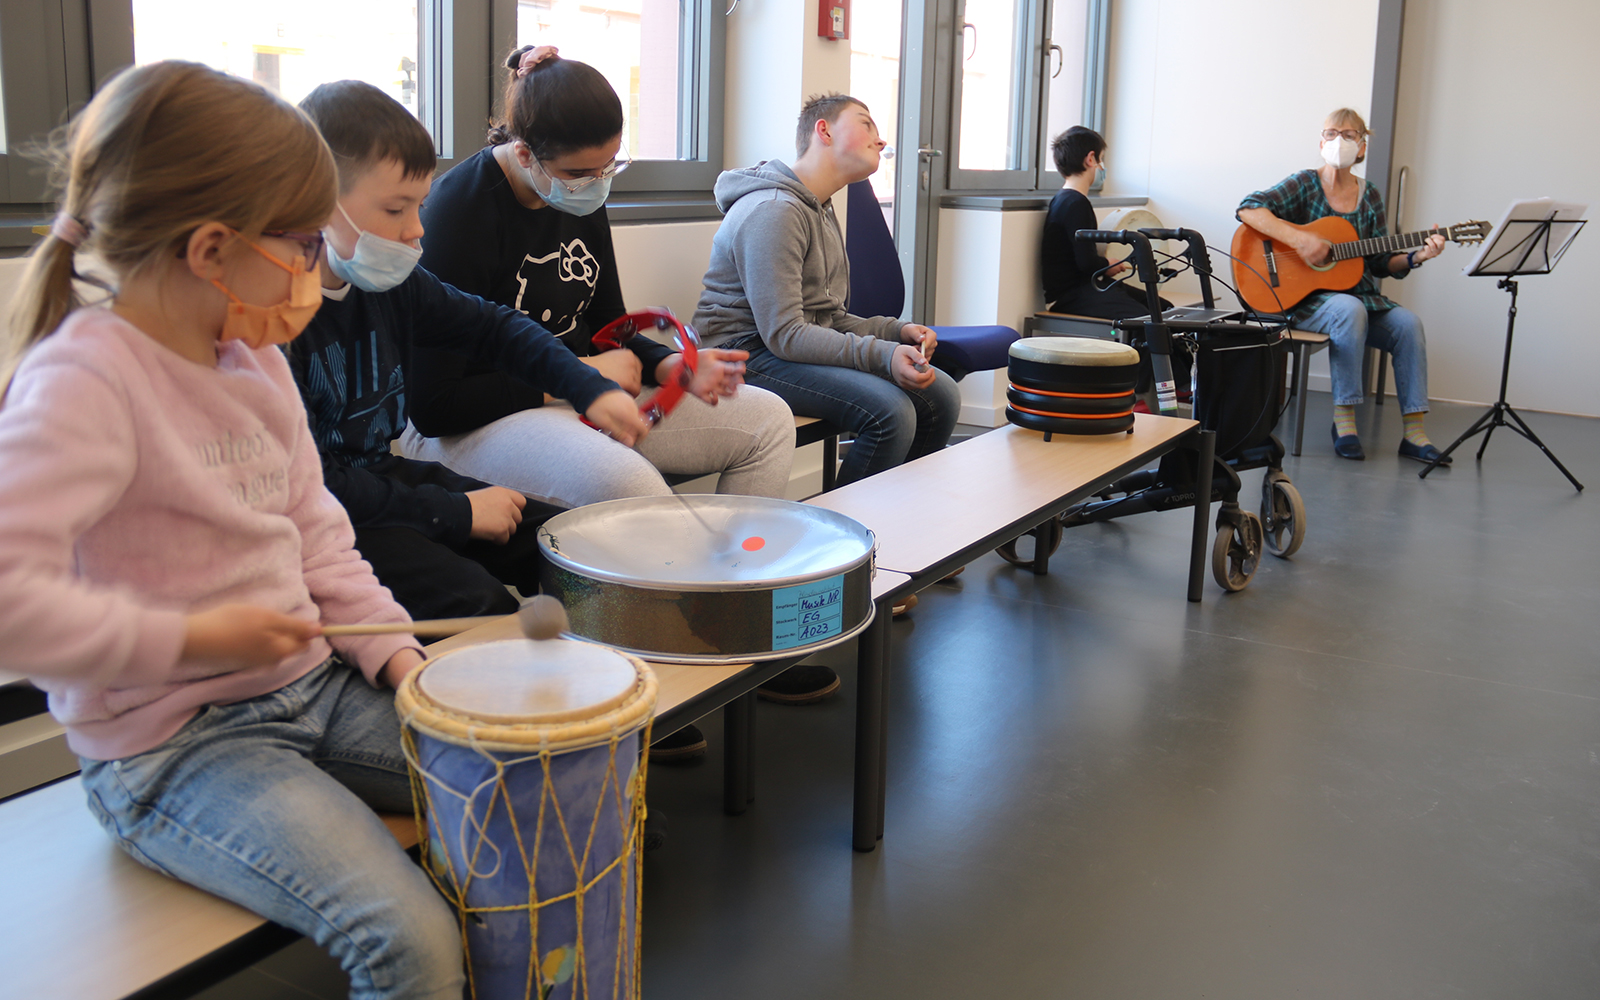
[{"xmin": 1308, "ymin": 245, "xmax": 1336, "ymax": 273}]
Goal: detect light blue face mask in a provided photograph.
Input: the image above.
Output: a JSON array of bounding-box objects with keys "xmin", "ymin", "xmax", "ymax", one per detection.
[
  {"xmin": 324, "ymin": 202, "xmax": 423, "ymax": 292},
  {"xmin": 527, "ymin": 158, "xmax": 613, "ymax": 217}
]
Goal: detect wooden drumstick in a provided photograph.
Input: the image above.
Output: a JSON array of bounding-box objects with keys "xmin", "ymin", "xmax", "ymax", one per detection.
[
  {"xmin": 913, "ymin": 336, "xmax": 936, "ymax": 373},
  {"xmin": 321, "ymin": 595, "xmax": 570, "ymax": 640}
]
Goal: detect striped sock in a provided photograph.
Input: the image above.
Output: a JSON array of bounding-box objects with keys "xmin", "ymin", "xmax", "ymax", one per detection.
[
  {"xmin": 1333, "ymin": 404, "xmax": 1358, "ymax": 438},
  {"xmin": 1403, "ymin": 412, "xmax": 1431, "ymax": 447}
]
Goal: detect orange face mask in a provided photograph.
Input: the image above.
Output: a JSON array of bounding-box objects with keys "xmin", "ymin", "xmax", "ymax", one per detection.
[{"xmin": 211, "ymin": 236, "xmax": 323, "ymax": 348}]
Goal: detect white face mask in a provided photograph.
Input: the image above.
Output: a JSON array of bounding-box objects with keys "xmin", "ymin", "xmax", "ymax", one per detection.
[{"xmin": 1321, "ymin": 136, "xmax": 1361, "ymax": 170}]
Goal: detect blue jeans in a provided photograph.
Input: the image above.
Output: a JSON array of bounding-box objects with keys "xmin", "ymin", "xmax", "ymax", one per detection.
[
  {"xmin": 1298, "ymin": 295, "xmax": 1430, "ymax": 414},
  {"xmin": 730, "ymin": 335, "xmax": 962, "ymax": 487},
  {"xmin": 80, "ymin": 660, "xmax": 463, "ymax": 1000}
]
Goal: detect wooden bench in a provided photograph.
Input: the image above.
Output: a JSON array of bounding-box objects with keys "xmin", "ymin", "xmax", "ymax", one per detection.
[
  {"xmin": 0, "ymin": 570, "xmax": 909, "ymax": 1000},
  {"xmin": 805, "ymin": 413, "xmax": 1212, "ymax": 851}
]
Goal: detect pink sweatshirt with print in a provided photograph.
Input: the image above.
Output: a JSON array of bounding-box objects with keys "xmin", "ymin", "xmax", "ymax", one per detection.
[{"xmin": 0, "ymin": 308, "xmax": 421, "ymax": 760}]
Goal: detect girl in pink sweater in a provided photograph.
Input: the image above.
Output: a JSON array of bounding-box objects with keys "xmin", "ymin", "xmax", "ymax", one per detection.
[{"xmin": 0, "ymin": 63, "xmax": 461, "ymax": 999}]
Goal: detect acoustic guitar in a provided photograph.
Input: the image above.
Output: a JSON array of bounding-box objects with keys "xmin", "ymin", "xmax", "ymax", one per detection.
[{"xmin": 1230, "ymin": 216, "xmax": 1490, "ymax": 313}]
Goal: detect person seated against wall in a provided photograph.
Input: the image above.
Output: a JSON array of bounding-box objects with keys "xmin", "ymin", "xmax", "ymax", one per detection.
[
  {"xmin": 290, "ymin": 81, "xmax": 647, "ymax": 624},
  {"xmin": 693, "ymin": 93, "xmax": 960, "ymax": 490},
  {"xmin": 1236, "ymin": 107, "xmax": 1449, "ymax": 464},
  {"xmin": 1041, "ymin": 126, "xmax": 1186, "ymax": 398},
  {"xmin": 399, "ymin": 45, "xmax": 794, "ymax": 511},
  {"xmin": 401, "ymin": 46, "xmax": 830, "ymax": 727}
]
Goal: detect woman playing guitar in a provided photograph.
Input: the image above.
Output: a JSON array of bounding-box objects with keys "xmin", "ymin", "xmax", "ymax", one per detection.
[{"xmin": 1236, "ymin": 108, "xmax": 1450, "ymax": 465}]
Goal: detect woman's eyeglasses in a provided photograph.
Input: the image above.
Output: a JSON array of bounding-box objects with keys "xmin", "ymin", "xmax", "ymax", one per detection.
[
  {"xmin": 1320, "ymin": 128, "xmax": 1367, "ymax": 142},
  {"xmin": 534, "ymin": 142, "xmax": 633, "ymax": 195},
  {"xmin": 262, "ymin": 230, "xmax": 326, "ymax": 267}
]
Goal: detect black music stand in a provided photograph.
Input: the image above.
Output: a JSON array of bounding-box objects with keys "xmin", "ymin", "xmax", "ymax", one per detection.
[{"xmin": 1420, "ymin": 202, "xmax": 1586, "ymax": 489}]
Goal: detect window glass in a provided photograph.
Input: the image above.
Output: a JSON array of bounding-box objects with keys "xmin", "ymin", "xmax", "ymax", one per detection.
[
  {"xmin": 849, "ymin": 1, "xmax": 902, "ymax": 219},
  {"xmin": 1041, "ymin": 0, "xmax": 1089, "ymax": 180},
  {"xmin": 130, "ymin": 1, "xmax": 421, "ymax": 119},
  {"xmin": 517, "ymin": 0, "xmax": 683, "ymax": 162},
  {"xmin": 956, "ymin": 0, "xmax": 1021, "ymax": 171}
]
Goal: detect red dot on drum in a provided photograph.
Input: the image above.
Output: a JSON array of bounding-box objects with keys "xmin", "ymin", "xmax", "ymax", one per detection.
[{"xmin": 742, "ymin": 536, "xmax": 766, "ymax": 551}]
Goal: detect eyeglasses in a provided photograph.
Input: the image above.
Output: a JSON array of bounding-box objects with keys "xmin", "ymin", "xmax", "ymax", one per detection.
[
  {"xmin": 531, "ymin": 141, "xmax": 633, "ymax": 195},
  {"xmin": 262, "ymin": 230, "xmax": 326, "ymax": 267},
  {"xmin": 1320, "ymin": 128, "xmax": 1367, "ymax": 142}
]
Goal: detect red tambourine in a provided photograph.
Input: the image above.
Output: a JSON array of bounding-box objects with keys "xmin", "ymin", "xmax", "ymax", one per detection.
[{"xmin": 583, "ymin": 307, "xmax": 700, "ymax": 430}]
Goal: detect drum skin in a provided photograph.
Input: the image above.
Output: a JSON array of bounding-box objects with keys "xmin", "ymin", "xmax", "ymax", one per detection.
[
  {"xmin": 538, "ymin": 496, "xmax": 877, "ymax": 664},
  {"xmin": 1006, "ymin": 407, "xmax": 1136, "ymax": 435},
  {"xmin": 397, "ymin": 640, "xmax": 656, "ymax": 1000}
]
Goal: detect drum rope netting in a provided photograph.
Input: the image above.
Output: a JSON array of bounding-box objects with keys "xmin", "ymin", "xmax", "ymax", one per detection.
[{"xmin": 396, "ymin": 661, "xmax": 657, "ymax": 1000}]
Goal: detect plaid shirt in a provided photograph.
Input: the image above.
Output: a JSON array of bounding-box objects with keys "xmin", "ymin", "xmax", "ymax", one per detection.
[{"xmin": 1237, "ymin": 168, "xmax": 1407, "ymax": 319}]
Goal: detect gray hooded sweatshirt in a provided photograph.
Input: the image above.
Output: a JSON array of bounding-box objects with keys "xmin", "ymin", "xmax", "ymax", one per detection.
[{"xmin": 693, "ymin": 160, "xmax": 906, "ymax": 377}]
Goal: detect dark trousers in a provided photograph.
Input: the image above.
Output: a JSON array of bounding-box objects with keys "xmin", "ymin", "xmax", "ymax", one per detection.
[{"xmin": 353, "ymin": 516, "xmax": 555, "ymax": 621}]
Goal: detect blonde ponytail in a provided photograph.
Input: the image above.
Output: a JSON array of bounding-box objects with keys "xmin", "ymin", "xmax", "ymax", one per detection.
[{"xmin": 2, "ymin": 61, "xmax": 337, "ymax": 394}]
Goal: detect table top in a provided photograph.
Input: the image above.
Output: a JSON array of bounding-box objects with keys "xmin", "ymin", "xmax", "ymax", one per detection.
[{"xmin": 806, "ymin": 415, "xmax": 1197, "ymax": 576}]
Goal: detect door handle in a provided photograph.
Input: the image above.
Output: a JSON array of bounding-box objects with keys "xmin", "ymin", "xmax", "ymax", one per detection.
[{"xmin": 917, "ymin": 147, "xmax": 943, "ymax": 158}]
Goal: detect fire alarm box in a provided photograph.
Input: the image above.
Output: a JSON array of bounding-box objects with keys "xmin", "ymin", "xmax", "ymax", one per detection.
[{"xmin": 818, "ymin": 1, "xmax": 848, "ymax": 40}]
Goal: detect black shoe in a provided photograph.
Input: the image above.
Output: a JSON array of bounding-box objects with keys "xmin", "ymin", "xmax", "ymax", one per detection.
[
  {"xmin": 649, "ymin": 724, "xmax": 706, "ymax": 764},
  {"xmin": 1331, "ymin": 423, "xmax": 1365, "ymax": 460},
  {"xmin": 643, "ymin": 807, "xmax": 667, "ymax": 852},
  {"xmin": 756, "ymin": 664, "xmax": 840, "ymax": 705},
  {"xmin": 1398, "ymin": 438, "xmax": 1451, "ymax": 465}
]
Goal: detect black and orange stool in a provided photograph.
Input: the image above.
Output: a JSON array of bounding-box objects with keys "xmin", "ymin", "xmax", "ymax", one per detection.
[{"xmin": 1005, "ymin": 337, "xmax": 1140, "ymax": 435}]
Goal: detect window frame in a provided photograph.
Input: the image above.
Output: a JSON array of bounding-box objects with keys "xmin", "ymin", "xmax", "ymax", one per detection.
[
  {"xmin": 0, "ymin": 0, "xmax": 727, "ymax": 243},
  {"xmin": 941, "ymin": 0, "xmax": 1110, "ymax": 198}
]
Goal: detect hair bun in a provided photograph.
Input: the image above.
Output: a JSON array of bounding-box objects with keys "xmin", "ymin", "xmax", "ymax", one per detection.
[{"xmin": 504, "ymin": 45, "xmax": 532, "ymax": 71}]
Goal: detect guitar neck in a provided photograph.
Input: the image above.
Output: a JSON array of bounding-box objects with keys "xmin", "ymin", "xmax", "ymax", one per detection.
[{"xmin": 1329, "ymin": 229, "xmax": 1440, "ymax": 262}]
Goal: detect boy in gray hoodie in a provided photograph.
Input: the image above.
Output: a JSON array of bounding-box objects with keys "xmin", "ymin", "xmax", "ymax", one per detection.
[{"xmin": 693, "ymin": 94, "xmax": 960, "ymax": 487}]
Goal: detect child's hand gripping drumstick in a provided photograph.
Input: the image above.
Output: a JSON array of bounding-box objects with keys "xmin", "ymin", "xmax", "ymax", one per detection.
[{"xmin": 321, "ymin": 595, "xmax": 569, "ymax": 640}]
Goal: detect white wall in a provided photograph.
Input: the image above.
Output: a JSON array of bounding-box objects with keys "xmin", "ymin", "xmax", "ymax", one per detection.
[
  {"xmin": 934, "ymin": 207, "xmax": 1048, "ymax": 426},
  {"xmin": 1389, "ymin": 0, "xmax": 1600, "ymax": 416},
  {"xmin": 1105, "ymin": 0, "xmax": 1380, "ymax": 385},
  {"xmin": 609, "ymin": 220, "xmax": 718, "ymax": 319}
]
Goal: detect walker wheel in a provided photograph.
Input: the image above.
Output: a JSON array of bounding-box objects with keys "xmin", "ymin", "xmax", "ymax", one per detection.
[
  {"xmin": 996, "ymin": 516, "xmax": 1064, "ymax": 567},
  {"xmin": 1261, "ymin": 479, "xmax": 1307, "ymax": 558},
  {"xmin": 1212, "ymin": 512, "xmax": 1263, "ymax": 592}
]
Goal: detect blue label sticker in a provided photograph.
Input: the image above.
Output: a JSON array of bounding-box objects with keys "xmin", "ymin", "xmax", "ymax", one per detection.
[{"xmin": 772, "ymin": 573, "xmax": 846, "ymax": 650}]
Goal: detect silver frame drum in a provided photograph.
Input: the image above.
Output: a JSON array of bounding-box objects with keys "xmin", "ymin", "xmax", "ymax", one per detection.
[{"xmin": 537, "ymin": 496, "xmax": 877, "ymax": 664}]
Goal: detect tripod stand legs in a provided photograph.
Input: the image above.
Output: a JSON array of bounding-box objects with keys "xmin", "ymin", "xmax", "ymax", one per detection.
[
  {"xmin": 1420, "ymin": 401, "xmax": 1584, "ymax": 490},
  {"xmin": 1419, "ymin": 275, "xmax": 1584, "ymax": 491}
]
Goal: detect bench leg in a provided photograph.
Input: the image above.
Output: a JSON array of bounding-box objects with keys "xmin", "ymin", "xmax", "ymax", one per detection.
[
  {"xmin": 853, "ymin": 597, "xmax": 892, "ymax": 851},
  {"xmin": 723, "ymin": 692, "xmax": 755, "ymax": 815},
  {"xmin": 1187, "ymin": 429, "xmax": 1216, "ymax": 603},
  {"xmin": 821, "ymin": 434, "xmax": 839, "ymax": 492}
]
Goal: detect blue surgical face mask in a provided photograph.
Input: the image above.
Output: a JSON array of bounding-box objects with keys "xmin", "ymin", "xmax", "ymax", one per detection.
[
  {"xmin": 323, "ymin": 202, "xmax": 423, "ymax": 292},
  {"xmin": 527, "ymin": 158, "xmax": 613, "ymax": 217}
]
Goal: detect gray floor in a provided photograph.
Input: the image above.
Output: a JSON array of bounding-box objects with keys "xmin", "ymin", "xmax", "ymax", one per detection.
[{"xmin": 211, "ymin": 393, "xmax": 1600, "ymax": 999}]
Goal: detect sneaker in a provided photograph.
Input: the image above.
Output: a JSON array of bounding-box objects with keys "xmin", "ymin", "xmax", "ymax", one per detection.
[
  {"xmin": 757, "ymin": 664, "xmax": 841, "ymax": 704},
  {"xmin": 649, "ymin": 724, "xmax": 707, "ymax": 764},
  {"xmin": 892, "ymin": 592, "xmax": 919, "ymax": 617}
]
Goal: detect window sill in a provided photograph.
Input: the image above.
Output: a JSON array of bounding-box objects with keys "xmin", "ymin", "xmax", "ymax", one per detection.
[
  {"xmin": 939, "ymin": 193, "xmax": 1149, "ymax": 212},
  {"xmin": 0, "ymin": 209, "xmax": 52, "ymax": 255},
  {"xmin": 607, "ymin": 192, "xmax": 722, "ymax": 224}
]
